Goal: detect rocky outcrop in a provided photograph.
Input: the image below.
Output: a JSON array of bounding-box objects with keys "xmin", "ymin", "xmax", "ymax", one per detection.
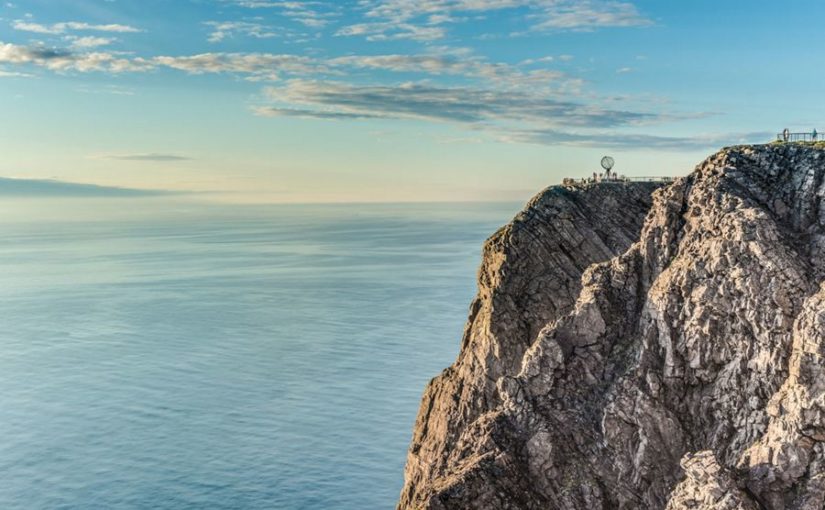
[
  {"xmin": 666, "ymin": 452, "xmax": 758, "ymax": 510},
  {"xmin": 399, "ymin": 144, "xmax": 825, "ymax": 509},
  {"xmin": 399, "ymin": 181, "xmax": 664, "ymax": 509}
]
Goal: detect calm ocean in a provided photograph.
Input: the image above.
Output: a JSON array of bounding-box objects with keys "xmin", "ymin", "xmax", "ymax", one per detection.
[{"xmin": 0, "ymin": 200, "xmax": 520, "ymax": 509}]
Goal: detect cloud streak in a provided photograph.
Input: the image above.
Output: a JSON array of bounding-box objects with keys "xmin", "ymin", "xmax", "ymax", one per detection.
[
  {"xmin": 254, "ymin": 79, "xmax": 727, "ymax": 149},
  {"xmin": 0, "ymin": 177, "xmax": 172, "ymax": 197},
  {"xmin": 102, "ymin": 153, "xmax": 192, "ymax": 162},
  {"xmin": 204, "ymin": 21, "xmax": 280, "ymax": 42},
  {"xmin": 67, "ymin": 36, "xmax": 116, "ymax": 49},
  {"xmin": 0, "ymin": 0, "xmax": 720, "ymax": 152},
  {"xmin": 497, "ymin": 129, "xmax": 774, "ymax": 150},
  {"xmin": 336, "ymin": 0, "xmax": 652, "ymax": 41},
  {"xmin": 0, "ymin": 40, "xmax": 575, "ymax": 91},
  {"xmin": 12, "ymin": 20, "xmax": 141, "ymax": 34},
  {"xmin": 0, "ymin": 38, "xmax": 713, "ymax": 150},
  {"xmin": 259, "ymin": 79, "xmax": 683, "ymax": 128},
  {"xmin": 530, "ymin": 1, "xmax": 653, "ymax": 31},
  {"xmin": 0, "ymin": 41, "xmax": 578, "ymax": 90},
  {"xmin": 221, "ymin": 0, "xmax": 339, "ymax": 28},
  {"xmin": 152, "ymin": 52, "xmax": 317, "ymax": 77},
  {"xmin": 0, "ymin": 42, "xmax": 152, "ymax": 72}
]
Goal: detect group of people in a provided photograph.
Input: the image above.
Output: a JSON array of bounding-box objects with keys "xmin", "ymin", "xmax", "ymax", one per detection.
[
  {"xmin": 592, "ymin": 170, "xmax": 621, "ymax": 182},
  {"xmin": 561, "ymin": 170, "xmax": 624, "ymax": 186}
]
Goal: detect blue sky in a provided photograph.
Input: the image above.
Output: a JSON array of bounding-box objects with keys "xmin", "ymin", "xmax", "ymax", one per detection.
[{"xmin": 0, "ymin": 0, "xmax": 822, "ymax": 202}]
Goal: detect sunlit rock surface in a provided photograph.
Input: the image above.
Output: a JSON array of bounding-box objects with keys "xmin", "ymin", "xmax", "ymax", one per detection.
[{"xmin": 399, "ymin": 144, "xmax": 825, "ymax": 510}]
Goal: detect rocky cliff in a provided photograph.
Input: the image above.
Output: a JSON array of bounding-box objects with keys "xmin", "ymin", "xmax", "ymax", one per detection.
[{"xmin": 399, "ymin": 143, "xmax": 825, "ymax": 510}]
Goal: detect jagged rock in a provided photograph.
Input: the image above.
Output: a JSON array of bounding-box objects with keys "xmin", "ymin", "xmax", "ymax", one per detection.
[
  {"xmin": 399, "ymin": 181, "xmax": 664, "ymax": 509},
  {"xmin": 399, "ymin": 144, "xmax": 825, "ymax": 510},
  {"xmin": 666, "ymin": 452, "xmax": 758, "ymax": 510}
]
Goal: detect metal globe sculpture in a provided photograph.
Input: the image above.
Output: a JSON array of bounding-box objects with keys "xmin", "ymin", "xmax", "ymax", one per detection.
[{"xmin": 600, "ymin": 156, "xmax": 615, "ymax": 172}]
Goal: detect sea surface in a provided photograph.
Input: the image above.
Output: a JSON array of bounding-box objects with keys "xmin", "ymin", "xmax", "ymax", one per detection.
[{"xmin": 0, "ymin": 199, "xmax": 520, "ymax": 510}]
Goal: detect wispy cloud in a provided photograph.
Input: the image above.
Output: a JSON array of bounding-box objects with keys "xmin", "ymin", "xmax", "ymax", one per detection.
[
  {"xmin": 257, "ymin": 79, "xmax": 677, "ymax": 127},
  {"xmin": 75, "ymin": 84, "xmax": 135, "ymax": 95},
  {"xmin": 152, "ymin": 52, "xmax": 319, "ymax": 80},
  {"xmin": 2, "ymin": 37, "xmax": 715, "ymax": 149},
  {"xmin": 529, "ymin": 1, "xmax": 652, "ymax": 31},
  {"xmin": 12, "ymin": 20, "xmax": 141, "ymax": 34},
  {"xmin": 337, "ymin": 0, "xmax": 651, "ymax": 41},
  {"xmin": 253, "ymin": 79, "xmax": 724, "ymax": 149},
  {"xmin": 0, "ymin": 66, "xmax": 31, "ymax": 78},
  {"xmin": 0, "ymin": 42, "xmax": 152, "ymax": 72},
  {"xmin": 221, "ymin": 0, "xmax": 339, "ymax": 28},
  {"xmin": 204, "ymin": 21, "xmax": 280, "ymax": 42},
  {"xmin": 0, "ymin": 177, "xmax": 172, "ymax": 197},
  {"xmin": 67, "ymin": 36, "xmax": 116, "ymax": 49},
  {"xmin": 336, "ymin": 21, "xmax": 446, "ymax": 41},
  {"xmin": 328, "ymin": 53, "xmax": 575, "ymax": 90},
  {"xmin": 0, "ymin": 0, "xmax": 712, "ymax": 153},
  {"xmin": 498, "ymin": 129, "xmax": 773, "ymax": 150},
  {"xmin": 254, "ymin": 106, "xmax": 382, "ymax": 119},
  {"xmin": 0, "ymin": 42, "xmax": 324, "ymax": 78},
  {"xmin": 0, "ymin": 38, "xmax": 586, "ymax": 95},
  {"xmin": 100, "ymin": 153, "xmax": 192, "ymax": 162}
]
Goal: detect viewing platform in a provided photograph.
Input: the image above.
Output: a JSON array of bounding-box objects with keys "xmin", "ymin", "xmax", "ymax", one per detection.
[
  {"xmin": 776, "ymin": 129, "xmax": 822, "ymax": 143},
  {"xmin": 563, "ymin": 156, "xmax": 675, "ymax": 188},
  {"xmin": 562, "ymin": 175, "xmax": 675, "ymax": 188}
]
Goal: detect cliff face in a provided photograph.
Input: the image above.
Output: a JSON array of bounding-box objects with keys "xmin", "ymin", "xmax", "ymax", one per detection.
[
  {"xmin": 399, "ymin": 181, "xmax": 665, "ymax": 509},
  {"xmin": 399, "ymin": 144, "xmax": 825, "ymax": 510}
]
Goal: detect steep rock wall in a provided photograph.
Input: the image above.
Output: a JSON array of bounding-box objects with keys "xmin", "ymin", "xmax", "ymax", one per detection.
[
  {"xmin": 401, "ymin": 182, "xmax": 664, "ymax": 508},
  {"xmin": 400, "ymin": 144, "xmax": 825, "ymax": 510}
]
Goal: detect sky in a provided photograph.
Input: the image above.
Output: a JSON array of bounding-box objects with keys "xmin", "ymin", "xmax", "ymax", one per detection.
[{"xmin": 0, "ymin": 0, "xmax": 822, "ymax": 203}]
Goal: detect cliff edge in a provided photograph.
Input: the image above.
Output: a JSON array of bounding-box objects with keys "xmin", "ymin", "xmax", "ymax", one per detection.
[{"xmin": 399, "ymin": 143, "xmax": 825, "ymax": 510}]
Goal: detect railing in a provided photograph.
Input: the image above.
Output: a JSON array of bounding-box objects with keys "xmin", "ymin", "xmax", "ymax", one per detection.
[
  {"xmin": 562, "ymin": 175, "xmax": 675, "ymax": 186},
  {"xmin": 777, "ymin": 131, "xmax": 821, "ymax": 142},
  {"xmin": 623, "ymin": 176, "xmax": 676, "ymax": 182}
]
